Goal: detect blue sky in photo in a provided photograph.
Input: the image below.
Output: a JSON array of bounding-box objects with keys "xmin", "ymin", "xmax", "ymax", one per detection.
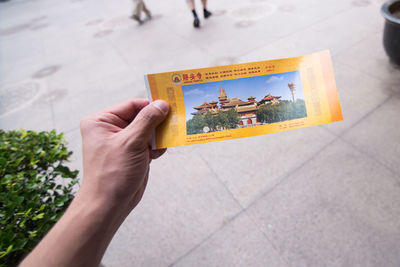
[{"xmin": 182, "ymin": 70, "xmax": 304, "ymax": 121}]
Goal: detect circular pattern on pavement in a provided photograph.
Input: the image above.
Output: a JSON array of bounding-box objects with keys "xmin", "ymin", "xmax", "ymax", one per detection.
[
  {"xmin": 0, "ymin": 81, "xmax": 44, "ymax": 117},
  {"xmin": 235, "ymin": 20, "xmax": 254, "ymax": 28},
  {"xmin": 32, "ymin": 65, "xmax": 61, "ymax": 79},
  {"xmin": 38, "ymin": 89, "xmax": 68, "ymax": 104},
  {"xmin": 352, "ymin": 0, "xmax": 371, "ymax": 7},
  {"xmin": 0, "ymin": 24, "xmax": 30, "ymax": 36},
  {"xmin": 93, "ymin": 29, "xmax": 113, "ymax": 38},
  {"xmin": 229, "ymin": 3, "xmax": 276, "ymax": 21}
]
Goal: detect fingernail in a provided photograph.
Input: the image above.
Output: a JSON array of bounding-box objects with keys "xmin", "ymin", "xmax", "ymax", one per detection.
[{"xmin": 152, "ymin": 100, "xmax": 169, "ymax": 115}]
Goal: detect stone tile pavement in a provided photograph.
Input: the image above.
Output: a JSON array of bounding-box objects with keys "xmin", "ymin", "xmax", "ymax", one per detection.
[{"xmin": 1, "ymin": 0, "xmax": 400, "ymax": 266}]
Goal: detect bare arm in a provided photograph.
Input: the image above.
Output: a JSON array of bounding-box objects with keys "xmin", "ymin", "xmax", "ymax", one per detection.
[{"xmin": 20, "ymin": 99, "xmax": 169, "ymax": 267}]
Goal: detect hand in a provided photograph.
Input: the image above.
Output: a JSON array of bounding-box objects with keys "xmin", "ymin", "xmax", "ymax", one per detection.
[
  {"xmin": 78, "ymin": 98, "xmax": 169, "ymax": 212},
  {"xmin": 20, "ymin": 99, "xmax": 170, "ymax": 267}
]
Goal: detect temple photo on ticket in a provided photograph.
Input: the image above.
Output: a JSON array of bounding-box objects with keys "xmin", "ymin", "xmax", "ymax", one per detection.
[{"xmin": 182, "ymin": 70, "xmax": 306, "ymax": 135}]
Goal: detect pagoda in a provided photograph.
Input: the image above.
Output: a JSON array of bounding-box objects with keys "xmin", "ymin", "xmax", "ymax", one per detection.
[{"xmin": 218, "ymin": 85, "xmax": 228, "ymax": 106}]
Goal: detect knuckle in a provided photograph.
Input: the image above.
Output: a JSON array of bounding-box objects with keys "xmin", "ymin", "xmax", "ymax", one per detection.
[
  {"xmin": 80, "ymin": 116, "xmax": 90, "ymax": 130},
  {"xmin": 138, "ymin": 110, "xmax": 156, "ymax": 125},
  {"xmin": 80, "ymin": 113, "xmax": 99, "ymax": 132}
]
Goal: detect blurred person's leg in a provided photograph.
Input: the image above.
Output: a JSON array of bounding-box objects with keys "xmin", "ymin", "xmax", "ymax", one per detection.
[
  {"xmin": 132, "ymin": 0, "xmax": 144, "ymax": 24},
  {"xmin": 142, "ymin": 1, "xmax": 152, "ymax": 19},
  {"xmin": 201, "ymin": 0, "xmax": 212, "ymax": 18},
  {"xmin": 186, "ymin": 0, "xmax": 200, "ymax": 28}
]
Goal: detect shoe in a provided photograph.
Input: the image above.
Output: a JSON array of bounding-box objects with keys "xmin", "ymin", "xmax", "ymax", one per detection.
[
  {"xmin": 204, "ymin": 9, "xmax": 212, "ymax": 19},
  {"xmin": 131, "ymin": 15, "xmax": 143, "ymax": 25},
  {"xmin": 193, "ymin": 17, "xmax": 200, "ymax": 28},
  {"xmin": 146, "ymin": 12, "xmax": 152, "ymax": 20}
]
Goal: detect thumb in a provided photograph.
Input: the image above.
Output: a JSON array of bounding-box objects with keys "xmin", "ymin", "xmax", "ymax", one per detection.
[{"xmin": 124, "ymin": 100, "xmax": 169, "ymax": 144}]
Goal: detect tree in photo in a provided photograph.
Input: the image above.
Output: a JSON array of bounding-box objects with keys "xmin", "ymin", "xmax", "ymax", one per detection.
[
  {"xmin": 204, "ymin": 112, "xmax": 216, "ymax": 132},
  {"xmin": 256, "ymin": 99, "xmax": 307, "ymax": 124},
  {"xmin": 186, "ymin": 113, "xmax": 206, "ymax": 135},
  {"xmin": 225, "ymin": 109, "xmax": 239, "ymax": 129},
  {"xmin": 186, "ymin": 109, "xmax": 239, "ymax": 135}
]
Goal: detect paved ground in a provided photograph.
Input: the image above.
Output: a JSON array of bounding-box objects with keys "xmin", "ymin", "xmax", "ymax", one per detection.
[{"xmin": 1, "ymin": 0, "xmax": 400, "ymax": 266}]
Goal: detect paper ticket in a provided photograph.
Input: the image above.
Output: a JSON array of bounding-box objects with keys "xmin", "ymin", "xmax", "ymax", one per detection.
[{"xmin": 145, "ymin": 50, "xmax": 342, "ymax": 149}]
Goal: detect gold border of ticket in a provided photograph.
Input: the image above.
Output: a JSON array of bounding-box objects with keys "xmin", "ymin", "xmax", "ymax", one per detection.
[{"xmin": 145, "ymin": 50, "xmax": 343, "ymax": 149}]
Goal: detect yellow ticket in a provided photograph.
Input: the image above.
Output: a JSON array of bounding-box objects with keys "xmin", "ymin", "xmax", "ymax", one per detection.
[{"xmin": 145, "ymin": 50, "xmax": 342, "ymax": 149}]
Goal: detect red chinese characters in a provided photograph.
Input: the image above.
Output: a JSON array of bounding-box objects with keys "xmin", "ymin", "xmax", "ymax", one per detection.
[
  {"xmin": 265, "ymin": 65, "xmax": 275, "ymax": 72},
  {"xmin": 182, "ymin": 72, "xmax": 204, "ymax": 83}
]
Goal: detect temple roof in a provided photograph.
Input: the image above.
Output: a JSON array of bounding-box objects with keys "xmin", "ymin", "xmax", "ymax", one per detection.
[
  {"xmin": 221, "ymin": 97, "xmax": 251, "ymax": 107},
  {"xmin": 236, "ymin": 105, "xmax": 258, "ymax": 113},
  {"xmin": 260, "ymin": 94, "xmax": 281, "ymax": 101},
  {"xmin": 193, "ymin": 101, "xmax": 217, "ymax": 110}
]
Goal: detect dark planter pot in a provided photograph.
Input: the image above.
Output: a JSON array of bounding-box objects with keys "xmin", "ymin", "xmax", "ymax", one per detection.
[{"xmin": 381, "ymin": 0, "xmax": 400, "ymax": 66}]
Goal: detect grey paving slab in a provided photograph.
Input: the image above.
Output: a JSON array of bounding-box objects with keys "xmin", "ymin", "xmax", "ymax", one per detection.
[
  {"xmin": 238, "ymin": 35, "xmax": 321, "ymax": 64},
  {"xmin": 322, "ymin": 62, "xmax": 390, "ymax": 135},
  {"xmin": 51, "ymin": 72, "xmax": 144, "ymax": 132},
  {"xmin": 107, "ymin": 22, "xmax": 216, "ymax": 75},
  {"xmin": 342, "ymin": 96, "xmax": 400, "ymax": 176},
  {"xmin": 0, "ymin": 34, "xmax": 45, "ymax": 87},
  {"xmin": 247, "ymin": 139, "xmax": 400, "ymax": 267},
  {"xmin": 41, "ymin": 27, "xmax": 112, "ymax": 67},
  {"xmin": 278, "ymin": 0, "xmax": 349, "ymax": 21},
  {"xmin": 173, "ymin": 212, "xmax": 288, "ymax": 267},
  {"xmin": 0, "ymin": 102, "xmax": 54, "ymax": 132},
  {"xmin": 45, "ymin": 47, "xmax": 134, "ymax": 97},
  {"xmin": 163, "ymin": 0, "xmax": 337, "ymax": 59},
  {"xmin": 193, "ymin": 125, "xmax": 336, "ymax": 208},
  {"xmin": 335, "ymin": 31, "xmax": 400, "ymax": 90},
  {"xmin": 0, "ymin": 79, "xmax": 55, "ymax": 131},
  {"xmin": 288, "ymin": 3, "xmax": 383, "ymax": 56},
  {"xmin": 102, "ymin": 151, "xmax": 242, "ymax": 267}
]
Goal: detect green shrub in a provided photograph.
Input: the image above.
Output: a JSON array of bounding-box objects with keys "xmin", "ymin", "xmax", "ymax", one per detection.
[
  {"xmin": 0, "ymin": 130, "xmax": 79, "ymax": 266},
  {"xmin": 186, "ymin": 109, "xmax": 239, "ymax": 135},
  {"xmin": 256, "ymin": 99, "xmax": 307, "ymax": 124}
]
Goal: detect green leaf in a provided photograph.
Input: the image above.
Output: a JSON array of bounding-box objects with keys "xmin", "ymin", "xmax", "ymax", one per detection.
[
  {"xmin": 12, "ymin": 196, "xmax": 24, "ymax": 205},
  {"xmin": 0, "ymin": 129, "xmax": 79, "ymax": 265},
  {"xmin": 0, "ymin": 245, "xmax": 13, "ymax": 259},
  {"xmin": 28, "ymin": 230, "xmax": 38, "ymax": 238},
  {"xmin": 32, "ymin": 213, "xmax": 45, "ymax": 221}
]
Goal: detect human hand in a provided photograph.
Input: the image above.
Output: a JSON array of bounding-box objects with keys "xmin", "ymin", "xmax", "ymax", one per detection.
[
  {"xmin": 20, "ymin": 99, "xmax": 169, "ymax": 267},
  {"xmin": 78, "ymin": 98, "xmax": 169, "ymax": 212}
]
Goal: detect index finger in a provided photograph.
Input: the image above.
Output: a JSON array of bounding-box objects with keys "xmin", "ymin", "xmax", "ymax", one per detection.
[{"xmin": 104, "ymin": 98, "xmax": 150, "ymax": 123}]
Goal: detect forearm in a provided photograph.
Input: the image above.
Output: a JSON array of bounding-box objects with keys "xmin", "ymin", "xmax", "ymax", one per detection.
[{"xmin": 20, "ymin": 187, "xmax": 129, "ymax": 267}]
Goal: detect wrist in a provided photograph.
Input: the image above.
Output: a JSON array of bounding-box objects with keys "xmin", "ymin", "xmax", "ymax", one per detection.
[
  {"xmin": 73, "ymin": 184, "xmax": 131, "ymax": 222},
  {"xmin": 22, "ymin": 182, "xmax": 130, "ymax": 267}
]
